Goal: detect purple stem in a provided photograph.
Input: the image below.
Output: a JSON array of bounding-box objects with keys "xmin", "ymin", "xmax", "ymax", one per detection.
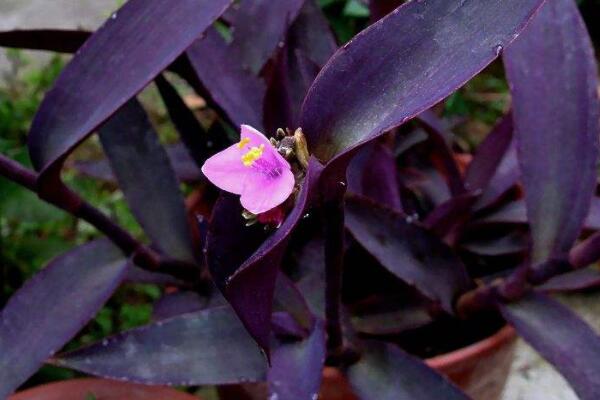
[{"xmin": 0, "ymin": 154, "xmax": 196, "ymax": 281}]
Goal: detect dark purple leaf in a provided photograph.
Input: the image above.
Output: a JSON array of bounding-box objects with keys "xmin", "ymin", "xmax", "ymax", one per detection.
[
  {"xmin": 460, "ymin": 230, "xmax": 528, "ymax": 257},
  {"xmin": 499, "ymin": 292, "xmax": 600, "ymax": 400},
  {"xmin": 268, "ymin": 321, "xmax": 326, "ymax": 400},
  {"xmin": 227, "ymin": 0, "xmax": 307, "ymax": 74},
  {"xmin": 301, "ymin": 0, "xmax": 546, "ymax": 164},
  {"xmin": 187, "ymin": 27, "xmax": 266, "ymax": 130},
  {"xmin": 0, "ymin": 29, "xmax": 91, "ymax": 53},
  {"xmin": 537, "ymin": 267, "xmax": 600, "ymax": 293},
  {"xmin": 345, "ymin": 194, "xmax": 471, "ymax": 313},
  {"xmin": 0, "ymin": 240, "xmax": 127, "ymax": 398},
  {"xmin": 347, "ymin": 141, "xmax": 403, "ymax": 211},
  {"xmin": 423, "ymin": 192, "xmax": 479, "ymax": 237},
  {"xmin": 293, "ymin": 237, "xmax": 326, "ymax": 319},
  {"xmin": 274, "ymin": 273, "xmax": 314, "ymax": 331},
  {"xmin": 465, "ymin": 113, "xmax": 513, "ymax": 192},
  {"xmin": 503, "ymin": 0, "xmax": 599, "ymax": 264},
  {"xmin": 347, "ymin": 341, "xmax": 469, "ymax": 400},
  {"xmin": 75, "ymin": 142, "xmax": 202, "ymax": 184},
  {"xmin": 124, "ymin": 265, "xmax": 186, "ymax": 287},
  {"xmin": 155, "ymin": 74, "xmax": 214, "ymax": 169},
  {"xmin": 99, "ymin": 100, "xmax": 195, "ymax": 263},
  {"xmin": 473, "ymin": 141, "xmax": 519, "ymax": 211},
  {"xmin": 27, "ymin": 0, "xmax": 230, "ymax": 177},
  {"xmin": 152, "ymin": 291, "xmax": 207, "ymax": 321},
  {"xmin": 272, "ymin": 312, "xmax": 308, "ymax": 339},
  {"xmin": 206, "ymin": 159, "xmax": 323, "ymax": 353},
  {"xmin": 53, "ymin": 306, "xmax": 267, "ymax": 386},
  {"xmin": 288, "ymin": 0, "xmax": 337, "ymax": 67}
]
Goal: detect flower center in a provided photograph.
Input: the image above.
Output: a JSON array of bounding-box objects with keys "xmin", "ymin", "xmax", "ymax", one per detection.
[{"xmin": 241, "ymin": 144, "xmax": 265, "ymax": 167}]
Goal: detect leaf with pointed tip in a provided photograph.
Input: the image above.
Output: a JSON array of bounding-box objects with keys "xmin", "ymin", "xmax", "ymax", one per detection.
[
  {"xmin": 347, "ymin": 141, "xmax": 403, "ymax": 211},
  {"xmin": 0, "ymin": 240, "xmax": 127, "ymax": 398},
  {"xmin": 499, "ymin": 292, "xmax": 600, "ymax": 400},
  {"xmin": 152, "ymin": 291, "xmax": 207, "ymax": 321},
  {"xmin": 537, "ymin": 267, "xmax": 600, "ymax": 293},
  {"xmin": 347, "ymin": 341, "xmax": 469, "ymax": 400},
  {"xmin": 465, "ymin": 113, "xmax": 513, "ymax": 192},
  {"xmin": 423, "ymin": 192, "xmax": 479, "ymax": 237},
  {"xmin": 301, "ymin": 0, "xmax": 547, "ymax": 164},
  {"xmin": 345, "ymin": 194, "xmax": 471, "ymax": 313},
  {"xmin": 503, "ymin": 0, "xmax": 599, "ymax": 265},
  {"xmin": 474, "ymin": 141, "xmax": 519, "ymax": 211},
  {"xmin": 53, "ymin": 306, "xmax": 267, "ymax": 386},
  {"xmin": 227, "ymin": 0, "xmax": 307, "ymax": 74},
  {"xmin": 27, "ymin": 0, "xmax": 231, "ymax": 179},
  {"xmin": 206, "ymin": 159, "xmax": 323, "ymax": 353},
  {"xmin": 268, "ymin": 321, "xmax": 326, "ymax": 400},
  {"xmin": 155, "ymin": 75, "xmax": 214, "ymax": 169},
  {"xmin": 187, "ymin": 27, "xmax": 265, "ymax": 130},
  {"xmin": 99, "ymin": 100, "xmax": 195, "ymax": 263},
  {"xmin": 288, "ymin": 0, "xmax": 337, "ymax": 67},
  {"xmin": 0, "ymin": 29, "xmax": 91, "ymax": 53},
  {"xmin": 75, "ymin": 142, "xmax": 202, "ymax": 184}
]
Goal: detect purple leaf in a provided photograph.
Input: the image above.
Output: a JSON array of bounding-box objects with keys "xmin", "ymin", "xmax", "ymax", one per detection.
[
  {"xmin": 206, "ymin": 158, "xmax": 323, "ymax": 353},
  {"xmin": 503, "ymin": 0, "xmax": 599, "ymax": 264},
  {"xmin": 99, "ymin": 100, "xmax": 195, "ymax": 263},
  {"xmin": 351, "ymin": 305, "xmax": 432, "ymax": 336},
  {"xmin": 537, "ymin": 267, "xmax": 600, "ymax": 293},
  {"xmin": 301, "ymin": 0, "xmax": 547, "ymax": 164},
  {"xmin": 0, "ymin": 29, "xmax": 91, "ymax": 53},
  {"xmin": 274, "ymin": 273, "xmax": 314, "ymax": 331},
  {"xmin": 53, "ymin": 306, "xmax": 267, "ymax": 386},
  {"xmin": 124, "ymin": 265, "xmax": 186, "ymax": 287},
  {"xmin": 155, "ymin": 75, "xmax": 219, "ymax": 169},
  {"xmin": 293, "ymin": 237, "xmax": 326, "ymax": 319},
  {"xmin": 347, "ymin": 341, "xmax": 469, "ymax": 400},
  {"xmin": 27, "ymin": 0, "xmax": 230, "ymax": 177},
  {"xmin": 268, "ymin": 321, "xmax": 326, "ymax": 400},
  {"xmin": 474, "ymin": 141, "xmax": 519, "ymax": 211},
  {"xmin": 0, "ymin": 240, "xmax": 127, "ymax": 398},
  {"xmin": 345, "ymin": 194, "xmax": 471, "ymax": 313},
  {"xmin": 347, "ymin": 141, "xmax": 403, "ymax": 211},
  {"xmin": 460, "ymin": 230, "xmax": 528, "ymax": 257},
  {"xmin": 499, "ymin": 292, "xmax": 600, "ymax": 400},
  {"xmin": 75, "ymin": 142, "xmax": 202, "ymax": 184},
  {"xmin": 187, "ymin": 27, "xmax": 266, "ymax": 130},
  {"xmin": 227, "ymin": 0, "xmax": 307, "ymax": 74},
  {"xmin": 423, "ymin": 192, "xmax": 479, "ymax": 237},
  {"xmin": 288, "ymin": 0, "xmax": 337, "ymax": 67},
  {"xmin": 465, "ymin": 113, "xmax": 514, "ymax": 192},
  {"xmin": 152, "ymin": 291, "xmax": 207, "ymax": 321}
]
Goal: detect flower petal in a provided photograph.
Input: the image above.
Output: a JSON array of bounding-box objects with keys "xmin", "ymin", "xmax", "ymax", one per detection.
[
  {"xmin": 202, "ymin": 125, "xmax": 295, "ymax": 214},
  {"xmin": 240, "ymin": 167, "xmax": 295, "ymax": 214}
]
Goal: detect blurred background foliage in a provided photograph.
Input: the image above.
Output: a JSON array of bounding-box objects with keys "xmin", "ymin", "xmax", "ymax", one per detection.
[{"xmin": 0, "ymin": 0, "xmax": 599, "ymax": 390}]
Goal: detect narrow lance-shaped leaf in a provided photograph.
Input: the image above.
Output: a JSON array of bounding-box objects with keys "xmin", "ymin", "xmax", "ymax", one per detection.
[
  {"xmin": 27, "ymin": 0, "xmax": 231, "ymax": 179},
  {"xmin": 99, "ymin": 100, "xmax": 195, "ymax": 263},
  {"xmin": 269, "ymin": 321, "xmax": 326, "ymax": 400},
  {"xmin": 347, "ymin": 341, "xmax": 469, "ymax": 400},
  {"xmin": 301, "ymin": 0, "xmax": 547, "ymax": 164},
  {"xmin": 345, "ymin": 194, "xmax": 472, "ymax": 313},
  {"xmin": 498, "ymin": 292, "xmax": 600, "ymax": 400},
  {"xmin": 0, "ymin": 240, "xmax": 127, "ymax": 398},
  {"xmin": 227, "ymin": 0, "xmax": 307, "ymax": 74},
  {"xmin": 187, "ymin": 27, "xmax": 266, "ymax": 131},
  {"xmin": 53, "ymin": 306, "xmax": 267, "ymax": 386},
  {"xmin": 206, "ymin": 159, "xmax": 323, "ymax": 353},
  {"xmin": 503, "ymin": 0, "xmax": 599, "ymax": 264}
]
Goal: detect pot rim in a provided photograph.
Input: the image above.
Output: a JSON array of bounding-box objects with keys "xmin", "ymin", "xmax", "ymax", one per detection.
[{"xmin": 425, "ymin": 324, "xmax": 516, "ymax": 369}]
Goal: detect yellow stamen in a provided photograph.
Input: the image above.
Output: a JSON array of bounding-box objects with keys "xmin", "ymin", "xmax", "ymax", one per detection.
[
  {"xmin": 237, "ymin": 137, "xmax": 251, "ymax": 149},
  {"xmin": 241, "ymin": 144, "xmax": 265, "ymax": 166}
]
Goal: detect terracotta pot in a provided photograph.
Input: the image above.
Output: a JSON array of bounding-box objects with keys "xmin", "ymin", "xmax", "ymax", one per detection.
[
  {"xmin": 10, "ymin": 378, "xmax": 201, "ymax": 400},
  {"xmin": 320, "ymin": 325, "xmax": 517, "ymax": 400}
]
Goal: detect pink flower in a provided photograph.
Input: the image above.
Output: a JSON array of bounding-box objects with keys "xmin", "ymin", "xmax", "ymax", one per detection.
[{"xmin": 201, "ymin": 125, "xmax": 295, "ymax": 215}]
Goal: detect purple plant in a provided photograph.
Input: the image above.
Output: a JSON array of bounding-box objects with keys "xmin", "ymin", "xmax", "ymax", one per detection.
[{"xmin": 0, "ymin": 0, "xmax": 599, "ymax": 399}]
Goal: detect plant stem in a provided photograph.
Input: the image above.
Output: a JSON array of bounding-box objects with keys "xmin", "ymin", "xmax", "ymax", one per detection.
[
  {"xmin": 324, "ymin": 183, "xmax": 346, "ymax": 356},
  {"xmin": 0, "ymin": 154, "xmax": 196, "ymax": 281}
]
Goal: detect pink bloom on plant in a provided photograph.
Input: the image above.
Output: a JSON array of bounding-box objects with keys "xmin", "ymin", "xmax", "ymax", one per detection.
[{"xmin": 201, "ymin": 125, "xmax": 295, "ymax": 215}]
